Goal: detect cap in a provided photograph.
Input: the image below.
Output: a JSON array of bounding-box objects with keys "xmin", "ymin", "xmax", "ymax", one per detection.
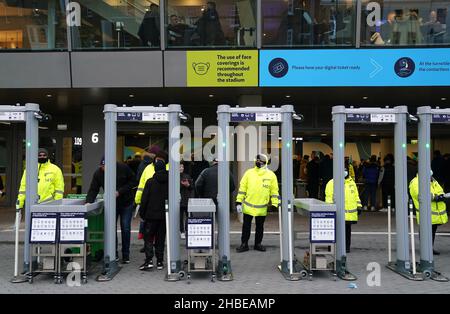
[
  {"xmin": 38, "ymin": 148, "xmax": 49, "ymax": 156},
  {"xmin": 148, "ymin": 145, "xmax": 161, "ymax": 154}
]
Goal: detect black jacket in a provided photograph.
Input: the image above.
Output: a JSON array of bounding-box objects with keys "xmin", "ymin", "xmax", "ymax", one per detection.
[
  {"xmin": 139, "ymin": 170, "xmax": 168, "ymax": 220},
  {"xmin": 195, "ymin": 164, "xmax": 235, "ymax": 204},
  {"xmin": 180, "ymin": 173, "xmax": 195, "ymax": 208},
  {"xmin": 86, "ymin": 162, "xmax": 136, "ymax": 207}
]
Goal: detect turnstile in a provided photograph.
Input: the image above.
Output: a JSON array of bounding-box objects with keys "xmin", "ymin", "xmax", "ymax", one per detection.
[
  {"xmin": 186, "ymin": 198, "xmax": 216, "ymax": 283},
  {"xmin": 28, "ymin": 199, "xmax": 103, "ymax": 284},
  {"xmin": 295, "ymin": 198, "xmax": 337, "ymax": 281}
]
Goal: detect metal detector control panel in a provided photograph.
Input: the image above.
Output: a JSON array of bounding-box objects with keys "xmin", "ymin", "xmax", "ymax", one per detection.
[
  {"xmin": 230, "ymin": 112, "xmax": 282, "ymax": 122},
  {"xmin": 0, "ymin": 112, "xmax": 25, "ymax": 121},
  {"xmin": 117, "ymin": 112, "xmax": 168, "ymax": 122},
  {"xmin": 346, "ymin": 113, "xmax": 396, "ymax": 123}
]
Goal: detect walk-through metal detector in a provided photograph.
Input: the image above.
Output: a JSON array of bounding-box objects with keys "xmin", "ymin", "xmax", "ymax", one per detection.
[
  {"xmin": 416, "ymin": 106, "xmax": 450, "ymax": 282},
  {"xmin": 3, "ymin": 103, "xmax": 49, "ymax": 282},
  {"xmin": 99, "ymin": 104, "xmax": 185, "ymax": 281},
  {"xmin": 217, "ymin": 105, "xmax": 303, "ymax": 281},
  {"xmin": 332, "ymin": 106, "xmax": 422, "ymax": 281}
]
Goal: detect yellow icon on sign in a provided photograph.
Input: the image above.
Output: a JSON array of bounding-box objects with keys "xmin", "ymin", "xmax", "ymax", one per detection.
[{"xmin": 192, "ymin": 62, "xmax": 210, "ymax": 75}]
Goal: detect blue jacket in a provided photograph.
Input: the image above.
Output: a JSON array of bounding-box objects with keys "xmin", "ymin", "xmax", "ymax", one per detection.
[{"xmin": 363, "ymin": 163, "xmax": 379, "ymax": 184}]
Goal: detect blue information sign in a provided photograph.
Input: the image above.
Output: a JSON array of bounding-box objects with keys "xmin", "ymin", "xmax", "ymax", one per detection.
[{"xmin": 260, "ymin": 49, "xmax": 450, "ymax": 87}]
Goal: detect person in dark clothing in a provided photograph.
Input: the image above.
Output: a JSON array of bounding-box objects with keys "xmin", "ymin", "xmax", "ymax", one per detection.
[
  {"xmin": 138, "ymin": 160, "xmax": 168, "ymax": 271},
  {"xmin": 180, "ymin": 163, "xmax": 194, "ymax": 238},
  {"xmin": 378, "ymin": 154, "xmax": 395, "ymax": 210},
  {"xmin": 306, "ymin": 153, "xmax": 320, "ymax": 198},
  {"xmin": 127, "ymin": 153, "xmax": 142, "ymax": 176},
  {"xmin": 442, "ymin": 154, "xmax": 450, "ymax": 193},
  {"xmin": 86, "ymin": 157, "xmax": 136, "ymax": 264},
  {"xmin": 195, "ymin": 159, "xmax": 236, "ymax": 205},
  {"xmin": 186, "ymin": 153, "xmax": 210, "ymax": 183},
  {"xmin": 432, "ymin": 150, "xmax": 444, "ymax": 185},
  {"xmin": 168, "ymin": 14, "xmax": 190, "ymax": 46},
  {"xmin": 319, "ymin": 154, "xmax": 333, "ymax": 200},
  {"xmin": 362, "ymin": 155, "xmax": 379, "ymax": 211},
  {"xmin": 138, "ymin": 4, "xmax": 160, "ymax": 47},
  {"xmin": 194, "ymin": 1, "xmax": 225, "ymax": 46}
]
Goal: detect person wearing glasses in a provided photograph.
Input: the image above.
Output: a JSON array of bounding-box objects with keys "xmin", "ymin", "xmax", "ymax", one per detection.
[{"xmin": 16, "ymin": 148, "xmax": 64, "ymax": 210}]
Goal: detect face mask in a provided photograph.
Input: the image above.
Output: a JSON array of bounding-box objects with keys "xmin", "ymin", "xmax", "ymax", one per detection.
[
  {"xmin": 255, "ymin": 161, "xmax": 264, "ymax": 168},
  {"xmin": 344, "ymin": 170, "xmax": 349, "ymax": 178},
  {"xmin": 38, "ymin": 157, "xmax": 48, "ymax": 164}
]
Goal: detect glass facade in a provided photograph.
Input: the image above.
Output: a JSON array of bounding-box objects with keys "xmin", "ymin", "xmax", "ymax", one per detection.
[
  {"xmin": 262, "ymin": 0, "xmax": 356, "ymax": 47},
  {"xmin": 166, "ymin": 0, "xmax": 257, "ymax": 48},
  {"xmin": 0, "ymin": 0, "xmax": 449, "ymax": 50},
  {"xmin": 0, "ymin": 0, "xmax": 67, "ymax": 50},
  {"xmin": 361, "ymin": 0, "xmax": 450, "ymax": 46}
]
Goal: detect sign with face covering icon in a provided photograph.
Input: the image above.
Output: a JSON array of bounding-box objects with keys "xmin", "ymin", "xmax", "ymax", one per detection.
[{"xmin": 187, "ymin": 50, "xmax": 258, "ymax": 87}]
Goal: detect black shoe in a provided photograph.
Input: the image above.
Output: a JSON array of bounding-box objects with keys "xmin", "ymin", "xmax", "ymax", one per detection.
[
  {"xmin": 433, "ymin": 250, "xmax": 441, "ymax": 256},
  {"xmin": 254, "ymin": 244, "xmax": 266, "ymax": 252},
  {"xmin": 157, "ymin": 261, "xmax": 163, "ymax": 270},
  {"xmin": 122, "ymin": 256, "xmax": 130, "ymax": 264},
  {"xmin": 140, "ymin": 247, "xmax": 145, "ymax": 253},
  {"xmin": 236, "ymin": 244, "xmax": 249, "ymax": 253},
  {"xmin": 139, "ymin": 260, "xmax": 153, "ymax": 271}
]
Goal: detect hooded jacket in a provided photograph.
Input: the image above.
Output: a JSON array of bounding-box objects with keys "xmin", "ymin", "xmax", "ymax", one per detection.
[{"xmin": 139, "ymin": 170, "xmax": 169, "ymax": 220}]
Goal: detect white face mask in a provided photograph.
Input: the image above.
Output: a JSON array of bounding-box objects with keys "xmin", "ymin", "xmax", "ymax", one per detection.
[
  {"xmin": 344, "ymin": 170, "xmax": 349, "ymax": 178},
  {"xmin": 431, "ymin": 170, "xmax": 433, "ymax": 177}
]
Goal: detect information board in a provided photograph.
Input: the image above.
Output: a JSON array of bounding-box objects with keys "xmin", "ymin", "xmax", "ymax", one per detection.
[
  {"xmin": 59, "ymin": 212, "xmax": 86, "ymax": 243},
  {"xmin": 310, "ymin": 212, "xmax": 336, "ymax": 243},
  {"xmin": 30, "ymin": 212, "xmax": 58, "ymax": 243},
  {"xmin": 187, "ymin": 217, "xmax": 213, "ymax": 249}
]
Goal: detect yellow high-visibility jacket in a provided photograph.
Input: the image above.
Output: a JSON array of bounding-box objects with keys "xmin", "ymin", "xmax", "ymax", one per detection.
[
  {"xmin": 236, "ymin": 166, "xmax": 279, "ymax": 217},
  {"xmin": 409, "ymin": 176, "xmax": 448, "ymax": 225},
  {"xmin": 135, "ymin": 162, "xmax": 169, "ymax": 204},
  {"xmin": 325, "ymin": 178, "xmax": 361, "ymax": 222},
  {"xmin": 17, "ymin": 161, "xmax": 64, "ymax": 209}
]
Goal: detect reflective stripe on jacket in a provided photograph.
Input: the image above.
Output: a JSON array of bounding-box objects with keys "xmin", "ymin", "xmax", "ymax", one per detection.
[
  {"xmin": 409, "ymin": 176, "xmax": 448, "ymax": 225},
  {"xmin": 236, "ymin": 167, "xmax": 279, "ymax": 217},
  {"xmin": 17, "ymin": 161, "xmax": 64, "ymax": 208},
  {"xmin": 325, "ymin": 177, "xmax": 361, "ymax": 222}
]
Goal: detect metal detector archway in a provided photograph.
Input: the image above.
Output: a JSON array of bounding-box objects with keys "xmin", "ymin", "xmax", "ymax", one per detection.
[
  {"xmin": 332, "ymin": 106, "xmax": 422, "ymax": 281},
  {"xmin": 217, "ymin": 105, "xmax": 303, "ymax": 281},
  {"xmin": 2, "ymin": 103, "xmax": 49, "ymax": 282},
  {"xmin": 99, "ymin": 104, "xmax": 185, "ymax": 281},
  {"xmin": 416, "ymin": 106, "xmax": 450, "ymax": 282}
]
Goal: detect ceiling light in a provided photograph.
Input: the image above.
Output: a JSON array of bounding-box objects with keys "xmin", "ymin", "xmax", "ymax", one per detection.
[
  {"xmin": 442, "ymin": 97, "xmax": 447, "ymax": 101},
  {"xmin": 39, "ymin": 126, "xmax": 49, "ymax": 130},
  {"xmin": 209, "ymin": 94, "xmax": 214, "ymax": 98},
  {"xmin": 46, "ymin": 94, "xmax": 52, "ymax": 98},
  {"xmin": 321, "ymin": 133, "xmax": 327, "ymax": 136},
  {"xmin": 363, "ymin": 96, "xmax": 368, "ymax": 100},
  {"xmin": 285, "ymin": 95, "xmax": 291, "ymax": 98},
  {"xmin": 370, "ymin": 134, "xmax": 377, "ymax": 137},
  {"xmin": 129, "ymin": 94, "xmax": 135, "ymax": 98},
  {"xmin": 138, "ymin": 132, "xmax": 145, "ymax": 136}
]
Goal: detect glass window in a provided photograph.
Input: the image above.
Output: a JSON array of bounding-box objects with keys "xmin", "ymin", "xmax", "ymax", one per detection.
[
  {"xmin": 361, "ymin": 1, "xmax": 450, "ymax": 46},
  {"xmin": 71, "ymin": 0, "xmax": 161, "ymax": 49},
  {"xmin": 0, "ymin": 1, "xmax": 67, "ymax": 50},
  {"xmin": 166, "ymin": 0, "xmax": 257, "ymax": 48},
  {"xmin": 262, "ymin": 0, "xmax": 356, "ymax": 47}
]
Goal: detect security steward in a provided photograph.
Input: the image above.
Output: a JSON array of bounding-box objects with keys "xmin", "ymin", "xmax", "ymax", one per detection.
[
  {"xmin": 135, "ymin": 151, "xmax": 168, "ymax": 206},
  {"xmin": 17, "ymin": 148, "xmax": 64, "ymax": 209},
  {"xmin": 325, "ymin": 166, "xmax": 361, "ymax": 253},
  {"xmin": 236, "ymin": 154, "xmax": 279, "ymax": 253},
  {"xmin": 409, "ymin": 170, "xmax": 449, "ymax": 255}
]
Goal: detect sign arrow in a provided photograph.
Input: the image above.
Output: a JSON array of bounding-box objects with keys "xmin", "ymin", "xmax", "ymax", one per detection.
[{"xmin": 370, "ymin": 58, "xmax": 383, "ymax": 78}]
